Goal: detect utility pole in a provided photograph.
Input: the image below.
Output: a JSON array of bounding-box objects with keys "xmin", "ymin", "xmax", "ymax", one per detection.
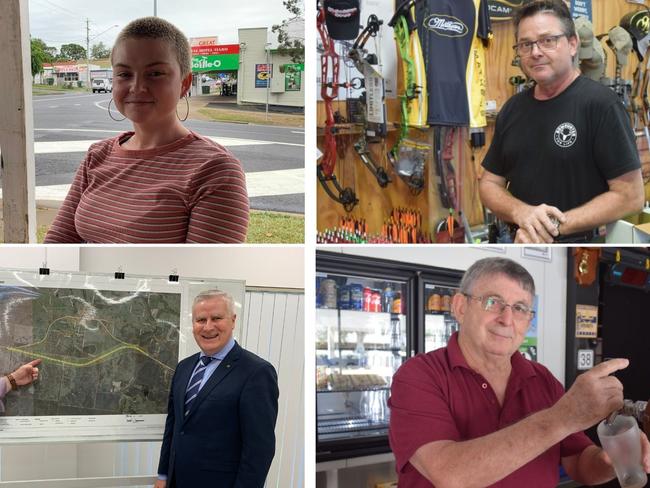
[
  {"xmin": 265, "ymin": 43, "xmax": 271, "ymax": 121},
  {"xmin": 154, "ymin": 0, "xmax": 157, "ymax": 16},
  {"xmin": 86, "ymin": 18, "xmax": 90, "ymax": 90}
]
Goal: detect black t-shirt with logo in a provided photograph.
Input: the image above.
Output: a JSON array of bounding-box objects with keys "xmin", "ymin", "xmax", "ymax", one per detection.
[
  {"xmin": 415, "ymin": 0, "xmax": 491, "ymax": 126},
  {"xmin": 482, "ymin": 76, "xmax": 640, "ymax": 212}
]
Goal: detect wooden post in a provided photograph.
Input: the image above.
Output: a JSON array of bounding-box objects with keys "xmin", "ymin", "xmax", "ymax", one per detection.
[{"xmin": 0, "ymin": 0, "xmax": 37, "ymax": 243}]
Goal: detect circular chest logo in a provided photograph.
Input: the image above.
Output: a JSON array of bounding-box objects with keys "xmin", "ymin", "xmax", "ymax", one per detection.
[{"xmin": 554, "ymin": 122, "xmax": 577, "ymax": 148}]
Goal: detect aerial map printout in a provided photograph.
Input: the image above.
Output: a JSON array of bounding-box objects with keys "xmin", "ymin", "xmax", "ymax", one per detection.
[{"xmin": 0, "ymin": 285, "xmax": 180, "ymax": 417}]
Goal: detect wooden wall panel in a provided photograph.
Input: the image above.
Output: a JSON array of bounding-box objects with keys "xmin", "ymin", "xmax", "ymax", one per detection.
[{"xmin": 317, "ymin": 0, "xmax": 650, "ymax": 236}]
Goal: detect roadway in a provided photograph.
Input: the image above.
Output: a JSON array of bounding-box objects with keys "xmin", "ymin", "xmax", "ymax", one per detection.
[{"xmin": 28, "ymin": 92, "xmax": 305, "ymax": 214}]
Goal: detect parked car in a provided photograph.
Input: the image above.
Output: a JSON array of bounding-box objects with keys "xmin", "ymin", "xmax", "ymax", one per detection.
[{"xmin": 92, "ymin": 78, "xmax": 112, "ymax": 93}]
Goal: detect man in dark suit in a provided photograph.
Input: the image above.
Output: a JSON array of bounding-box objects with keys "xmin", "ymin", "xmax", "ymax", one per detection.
[{"xmin": 154, "ymin": 289, "xmax": 279, "ymax": 488}]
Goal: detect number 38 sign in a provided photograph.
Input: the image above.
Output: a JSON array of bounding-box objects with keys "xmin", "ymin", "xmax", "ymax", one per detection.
[{"xmin": 577, "ymin": 349, "xmax": 594, "ymax": 371}]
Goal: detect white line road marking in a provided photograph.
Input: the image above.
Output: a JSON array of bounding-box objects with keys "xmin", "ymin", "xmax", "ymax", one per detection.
[
  {"xmin": 291, "ymin": 130, "xmax": 305, "ymax": 134},
  {"xmin": 32, "ymin": 94, "xmax": 99, "ymax": 102},
  {"xmin": 35, "ymin": 137, "xmax": 303, "ymax": 154},
  {"xmin": 94, "ymin": 99, "xmax": 112, "ymax": 111},
  {"xmin": 28, "ymin": 168, "xmax": 304, "ymax": 201},
  {"xmin": 245, "ymin": 168, "xmax": 304, "ymax": 197},
  {"xmin": 36, "ymin": 129, "xmax": 127, "ymax": 133}
]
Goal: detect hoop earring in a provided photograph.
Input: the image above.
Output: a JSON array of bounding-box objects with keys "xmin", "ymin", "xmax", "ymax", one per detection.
[
  {"xmin": 108, "ymin": 98, "xmax": 126, "ymax": 121},
  {"xmin": 177, "ymin": 95, "xmax": 189, "ymax": 122}
]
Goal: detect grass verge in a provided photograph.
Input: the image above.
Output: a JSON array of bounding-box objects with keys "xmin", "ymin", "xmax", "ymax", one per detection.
[
  {"xmin": 33, "ymin": 84, "xmax": 88, "ymax": 96},
  {"xmin": 31, "ymin": 210, "xmax": 304, "ymax": 244},
  {"xmin": 197, "ymin": 107, "xmax": 304, "ymax": 127},
  {"xmin": 246, "ymin": 210, "xmax": 304, "ymax": 243}
]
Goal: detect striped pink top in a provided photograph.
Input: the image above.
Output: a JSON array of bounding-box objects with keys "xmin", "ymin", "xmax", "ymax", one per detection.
[{"xmin": 44, "ymin": 131, "xmax": 249, "ymax": 243}]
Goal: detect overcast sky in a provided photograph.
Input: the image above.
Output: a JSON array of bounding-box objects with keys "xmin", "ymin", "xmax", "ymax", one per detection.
[{"xmin": 28, "ymin": 0, "xmax": 301, "ymax": 51}]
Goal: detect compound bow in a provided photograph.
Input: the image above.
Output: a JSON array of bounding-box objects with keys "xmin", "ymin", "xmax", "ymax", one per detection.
[
  {"xmin": 348, "ymin": 14, "xmax": 391, "ymax": 188},
  {"xmin": 317, "ymin": 2, "xmax": 359, "ymax": 212},
  {"xmin": 388, "ymin": 0, "xmax": 428, "ymax": 193}
]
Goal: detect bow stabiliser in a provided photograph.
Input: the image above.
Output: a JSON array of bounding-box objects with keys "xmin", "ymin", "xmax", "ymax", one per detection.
[
  {"xmin": 348, "ymin": 14, "xmax": 391, "ymax": 188},
  {"xmin": 388, "ymin": 0, "xmax": 427, "ymax": 193},
  {"xmin": 317, "ymin": 2, "xmax": 359, "ymax": 212}
]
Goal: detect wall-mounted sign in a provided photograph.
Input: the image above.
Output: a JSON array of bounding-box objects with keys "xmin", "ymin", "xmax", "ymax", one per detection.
[
  {"xmin": 255, "ymin": 63, "xmax": 272, "ymax": 88},
  {"xmin": 53, "ymin": 64, "xmax": 78, "ymax": 73},
  {"xmin": 285, "ymin": 70, "xmax": 301, "ymax": 91},
  {"xmin": 488, "ymin": 0, "xmax": 570, "ymax": 21},
  {"xmin": 191, "ymin": 43, "xmax": 239, "ymax": 56},
  {"xmin": 280, "ymin": 63, "xmax": 304, "ymax": 73},
  {"xmin": 192, "ymin": 54, "xmax": 239, "ymax": 72},
  {"xmin": 570, "ymin": 0, "xmax": 592, "ymax": 21},
  {"xmin": 487, "ymin": 0, "xmax": 525, "ymax": 21},
  {"xmin": 577, "ymin": 349, "xmax": 595, "ymax": 370},
  {"xmin": 190, "ymin": 36, "xmax": 218, "ymax": 47},
  {"xmin": 575, "ymin": 304, "xmax": 598, "ymax": 338}
]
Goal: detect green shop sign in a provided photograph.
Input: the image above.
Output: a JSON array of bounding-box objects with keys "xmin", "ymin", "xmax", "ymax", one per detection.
[
  {"xmin": 192, "ymin": 54, "xmax": 239, "ymax": 72},
  {"xmin": 280, "ymin": 63, "xmax": 304, "ymax": 73}
]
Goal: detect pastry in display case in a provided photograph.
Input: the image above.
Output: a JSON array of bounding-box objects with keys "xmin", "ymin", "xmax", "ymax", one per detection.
[{"xmin": 316, "ymin": 273, "xmax": 407, "ymax": 446}]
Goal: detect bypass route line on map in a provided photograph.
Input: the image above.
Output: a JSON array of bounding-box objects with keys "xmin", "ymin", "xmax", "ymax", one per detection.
[{"xmin": 2, "ymin": 314, "xmax": 175, "ymax": 372}]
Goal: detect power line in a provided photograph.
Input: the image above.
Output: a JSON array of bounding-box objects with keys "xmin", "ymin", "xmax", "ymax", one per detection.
[{"xmin": 32, "ymin": 0, "xmax": 84, "ymax": 20}]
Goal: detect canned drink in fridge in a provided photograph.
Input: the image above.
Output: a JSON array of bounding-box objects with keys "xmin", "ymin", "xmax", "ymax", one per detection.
[
  {"xmin": 339, "ymin": 284, "xmax": 351, "ymax": 310},
  {"xmin": 363, "ymin": 287, "xmax": 372, "ymax": 312},
  {"xmin": 371, "ymin": 290, "xmax": 382, "ymax": 312},
  {"xmin": 349, "ymin": 284, "xmax": 364, "ymax": 310},
  {"xmin": 392, "ymin": 293, "xmax": 402, "ymax": 314},
  {"xmin": 319, "ymin": 279, "xmax": 337, "ymax": 309}
]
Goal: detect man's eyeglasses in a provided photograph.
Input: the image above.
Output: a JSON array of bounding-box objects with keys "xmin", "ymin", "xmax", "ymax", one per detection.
[
  {"xmin": 513, "ymin": 34, "xmax": 566, "ymax": 56},
  {"xmin": 463, "ymin": 293, "xmax": 535, "ymax": 321}
]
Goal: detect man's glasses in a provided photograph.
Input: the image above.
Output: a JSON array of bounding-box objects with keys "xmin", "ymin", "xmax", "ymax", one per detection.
[
  {"xmin": 513, "ymin": 34, "xmax": 566, "ymax": 56},
  {"xmin": 463, "ymin": 293, "xmax": 535, "ymax": 321}
]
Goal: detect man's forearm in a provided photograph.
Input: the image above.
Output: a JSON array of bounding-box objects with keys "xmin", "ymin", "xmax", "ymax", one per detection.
[
  {"xmin": 562, "ymin": 188, "xmax": 643, "ymax": 235},
  {"xmin": 413, "ymin": 407, "xmax": 573, "ymax": 488},
  {"xmin": 479, "ymin": 179, "xmax": 529, "ymax": 224},
  {"xmin": 570, "ymin": 445, "xmax": 615, "ymax": 485},
  {"xmin": 561, "ymin": 169, "xmax": 644, "ymax": 235}
]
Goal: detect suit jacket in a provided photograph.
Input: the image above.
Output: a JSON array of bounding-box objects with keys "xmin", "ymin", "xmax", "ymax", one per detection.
[{"xmin": 157, "ymin": 341, "xmax": 279, "ymax": 488}]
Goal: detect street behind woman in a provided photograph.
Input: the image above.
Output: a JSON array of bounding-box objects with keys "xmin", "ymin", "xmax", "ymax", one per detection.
[{"xmin": 45, "ymin": 17, "xmax": 249, "ymax": 243}]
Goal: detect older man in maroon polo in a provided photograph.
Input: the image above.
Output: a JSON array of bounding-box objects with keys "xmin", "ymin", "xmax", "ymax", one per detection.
[{"xmin": 389, "ymin": 257, "xmax": 650, "ymax": 487}]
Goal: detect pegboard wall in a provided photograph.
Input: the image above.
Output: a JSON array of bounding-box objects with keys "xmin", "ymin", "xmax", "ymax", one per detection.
[{"xmin": 317, "ymin": 0, "xmax": 650, "ymax": 238}]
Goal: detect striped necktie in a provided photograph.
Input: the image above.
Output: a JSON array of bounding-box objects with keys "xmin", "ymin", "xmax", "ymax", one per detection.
[{"xmin": 184, "ymin": 356, "xmax": 214, "ymax": 416}]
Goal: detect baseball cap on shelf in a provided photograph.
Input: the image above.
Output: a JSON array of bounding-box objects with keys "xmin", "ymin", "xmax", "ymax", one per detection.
[
  {"xmin": 620, "ymin": 10, "xmax": 650, "ymax": 61},
  {"xmin": 324, "ymin": 0, "xmax": 361, "ymax": 41},
  {"xmin": 575, "ymin": 16, "xmax": 595, "ymax": 60},
  {"xmin": 607, "ymin": 26, "xmax": 633, "ymax": 66}
]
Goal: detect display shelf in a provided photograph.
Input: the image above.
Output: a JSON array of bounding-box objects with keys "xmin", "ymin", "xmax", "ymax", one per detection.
[
  {"xmin": 317, "ymin": 386, "xmax": 390, "ymax": 394},
  {"xmin": 316, "ymin": 342, "xmax": 402, "ymax": 352},
  {"xmin": 317, "ymin": 122, "xmax": 399, "ymax": 136},
  {"xmin": 317, "ymin": 415, "xmax": 389, "ymax": 435},
  {"xmin": 316, "ymin": 308, "xmax": 406, "ymax": 334}
]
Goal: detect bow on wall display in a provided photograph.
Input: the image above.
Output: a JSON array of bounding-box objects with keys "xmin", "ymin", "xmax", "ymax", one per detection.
[
  {"xmin": 388, "ymin": 0, "xmax": 428, "ymax": 193},
  {"xmin": 349, "ymin": 14, "xmax": 392, "ymax": 189},
  {"xmin": 317, "ymin": 2, "xmax": 359, "ymax": 212}
]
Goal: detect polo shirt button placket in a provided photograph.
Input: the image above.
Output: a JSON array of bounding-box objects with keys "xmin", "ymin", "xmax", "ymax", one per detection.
[{"xmin": 480, "ymin": 381, "xmax": 497, "ymax": 405}]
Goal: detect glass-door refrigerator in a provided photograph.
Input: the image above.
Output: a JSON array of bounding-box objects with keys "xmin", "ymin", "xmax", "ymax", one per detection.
[
  {"xmin": 315, "ymin": 252, "xmax": 416, "ymax": 462},
  {"xmin": 419, "ymin": 274, "xmax": 462, "ymax": 354}
]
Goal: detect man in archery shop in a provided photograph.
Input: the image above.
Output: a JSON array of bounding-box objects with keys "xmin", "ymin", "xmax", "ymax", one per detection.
[{"xmin": 479, "ymin": 0, "xmax": 644, "ymax": 244}]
